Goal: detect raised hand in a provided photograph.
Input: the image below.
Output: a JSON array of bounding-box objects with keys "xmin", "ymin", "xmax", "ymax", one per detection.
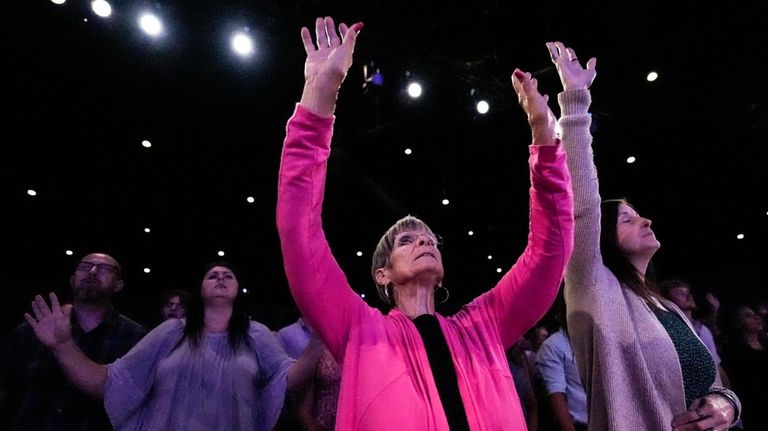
[
  {"xmin": 511, "ymin": 68, "xmax": 557, "ymax": 146},
  {"xmin": 299, "ymin": 17, "xmax": 363, "ymax": 117},
  {"xmin": 24, "ymin": 292, "xmax": 74, "ymax": 350},
  {"xmin": 546, "ymin": 41, "xmax": 597, "ymax": 91}
]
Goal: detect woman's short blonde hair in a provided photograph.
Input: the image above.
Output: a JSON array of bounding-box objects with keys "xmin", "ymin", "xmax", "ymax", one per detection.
[{"xmin": 370, "ymin": 215, "xmax": 435, "ymax": 306}]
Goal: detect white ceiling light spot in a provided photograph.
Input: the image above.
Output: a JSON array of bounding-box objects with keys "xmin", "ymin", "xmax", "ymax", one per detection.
[
  {"xmin": 407, "ymin": 82, "xmax": 423, "ymax": 98},
  {"xmin": 476, "ymin": 100, "xmax": 489, "ymax": 114},
  {"xmin": 139, "ymin": 13, "xmax": 163, "ymax": 37},
  {"xmin": 232, "ymin": 32, "xmax": 254, "ymax": 57},
  {"xmin": 91, "ymin": 0, "xmax": 112, "ymax": 18}
]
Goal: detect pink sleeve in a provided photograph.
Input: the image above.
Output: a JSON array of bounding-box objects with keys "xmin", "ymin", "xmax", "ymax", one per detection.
[
  {"xmin": 276, "ymin": 104, "xmax": 369, "ymax": 360},
  {"xmin": 473, "ymin": 144, "xmax": 574, "ymax": 348}
]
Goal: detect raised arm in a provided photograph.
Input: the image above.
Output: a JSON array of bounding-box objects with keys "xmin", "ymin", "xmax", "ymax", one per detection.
[
  {"xmin": 476, "ymin": 69, "xmax": 573, "ymax": 348},
  {"xmin": 547, "ymin": 42, "xmax": 601, "ymax": 287},
  {"xmin": 24, "ymin": 293, "xmax": 107, "ymax": 398},
  {"xmin": 276, "ymin": 17, "xmax": 366, "ymax": 359}
]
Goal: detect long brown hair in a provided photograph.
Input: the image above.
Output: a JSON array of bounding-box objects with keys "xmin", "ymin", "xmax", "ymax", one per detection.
[{"xmin": 600, "ymin": 199, "xmax": 657, "ymax": 302}]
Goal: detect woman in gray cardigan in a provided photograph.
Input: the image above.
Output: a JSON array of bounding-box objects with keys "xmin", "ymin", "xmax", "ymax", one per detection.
[{"xmin": 548, "ymin": 41, "xmax": 741, "ymax": 431}]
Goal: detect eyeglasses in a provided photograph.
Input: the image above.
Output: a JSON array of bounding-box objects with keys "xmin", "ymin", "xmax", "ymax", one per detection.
[{"xmin": 76, "ymin": 261, "xmax": 119, "ymax": 275}]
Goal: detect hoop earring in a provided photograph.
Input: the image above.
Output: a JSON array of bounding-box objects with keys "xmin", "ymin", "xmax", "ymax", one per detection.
[
  {"xmin": 383, "ymin": 283, "xmax": 394, "ymax": 305},
  {"xmin": 435, "ymin": 284, "xmax": 449, "ymax": 304}
]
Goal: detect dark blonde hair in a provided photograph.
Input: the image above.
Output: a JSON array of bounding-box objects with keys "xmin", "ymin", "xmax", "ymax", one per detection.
[{"xmin": 371, "ymin": 215, "xmax": 436, "ymax": 306}]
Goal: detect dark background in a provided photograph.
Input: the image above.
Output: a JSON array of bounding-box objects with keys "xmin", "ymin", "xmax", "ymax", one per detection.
[{"xmin": 2, "ymin": 0, "xmax": 766, "ymax": 332}]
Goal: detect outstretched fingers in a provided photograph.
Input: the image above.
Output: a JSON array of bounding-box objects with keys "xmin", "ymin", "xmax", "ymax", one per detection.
[
  {"xmin": 23, "ymin": 312, "xmax": 37, "ymax": 328},
  {"xmin": 341, "ymin": 22, "xmax": 362, "ymax": 48},
  {"xmin": 50, "ymin": 292, "xmax": 61, "ymax": 315},
  {"xmin": 511, "ymin": 68, "xmax": 527, "ymax": 100},
  {"xmin": 585, "ymin": 57, "xmax": 597, "ymax": 71},
  {"xmin": 302, "ymin": 18, "xmax": 362, "ymax": 54},
  {"xmin": 31, "ymin": 294, "xmax": 51, "ymax": 319},
  {"xmin": 546, "ymin": 40, "xmax": 597, "ymax": 91},
  {"xmin": 300, "ymin": 27, "xmax": 315, "ymax": 54},
  {"xmin": 511, "ymin": 68, "xmax": 541, "ymax": 102},
  {"xmin": 325, "ymin": 17, "xmax": 341, "ymax": 47},
  {"xmin": 546, "ymin": 41, "xmax": 560, "ymax": 63},
  {"xmin": 314, "ymin": 17, "xmax": 329, "ymax": 49}
]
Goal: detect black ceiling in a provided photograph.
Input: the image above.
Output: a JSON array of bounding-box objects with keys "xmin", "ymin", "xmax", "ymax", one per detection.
[{"xmin": 2, "ymin": 0, "xmax": 766, "ymax": 330}]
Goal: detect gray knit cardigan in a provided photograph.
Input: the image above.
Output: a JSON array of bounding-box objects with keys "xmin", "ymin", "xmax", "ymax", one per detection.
[{"xmin": 559, "ymin": 89, "xmax": 729, "ymax": 431}]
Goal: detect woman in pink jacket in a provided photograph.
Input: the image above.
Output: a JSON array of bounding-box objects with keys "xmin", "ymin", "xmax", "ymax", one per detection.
[{"xmin": 276, "ymin": 16, "xmax": 574, "ymax": 430}]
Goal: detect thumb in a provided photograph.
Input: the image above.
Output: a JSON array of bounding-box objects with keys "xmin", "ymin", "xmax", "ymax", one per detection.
[
  {"xmin": 62, "ymin": 304, "xmax": 74, "ymax": 319},
  {"xmin": 343, "ymin": 22, "xmax": 363, "ymax": 46}
]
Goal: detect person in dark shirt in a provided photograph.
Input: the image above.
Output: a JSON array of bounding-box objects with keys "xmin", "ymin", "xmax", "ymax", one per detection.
[{"xmin": 0, "ymin": 252, "xmax": 146, "ymax": 431}]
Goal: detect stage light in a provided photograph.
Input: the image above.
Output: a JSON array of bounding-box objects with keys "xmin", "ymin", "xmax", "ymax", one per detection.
[
  {"xmin": 139, "ymin": 13, "xmax": 163, "ymax": 37},
  {"xmin": 476, "ymin": 100, "xmax": 490, "ymax": 114},
  {"xmin": 646, "ymin": 71, "xmax": 658, "ymax": 82},
  {"xmin": 91, "ymin": 0, "xmax": 112, "ymax": 18},
  {"xmin": 231, "ymin": 32, "xmax": 254, "ymax": 57},
  {"xmin": 407, "ymin": 82, "xmax": 423, "ymax": 98}
]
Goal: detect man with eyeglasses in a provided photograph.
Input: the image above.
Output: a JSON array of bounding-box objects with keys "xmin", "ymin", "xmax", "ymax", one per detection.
[{"xmin": 0, "ymin": 253, "xmax": 146, "ymax": 431}]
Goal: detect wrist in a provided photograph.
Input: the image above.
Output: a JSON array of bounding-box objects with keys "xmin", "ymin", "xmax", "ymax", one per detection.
[
  {"xmin": 51, "ymin": 337, "xmax": 77, "ymax": 356},
  {"xmin": 707, "ymin": 386, "xmax": 741, "ymax": 424},
  {"xmin": 300, "ymin": 79, "xmax": 341, "ymax": 118}
]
